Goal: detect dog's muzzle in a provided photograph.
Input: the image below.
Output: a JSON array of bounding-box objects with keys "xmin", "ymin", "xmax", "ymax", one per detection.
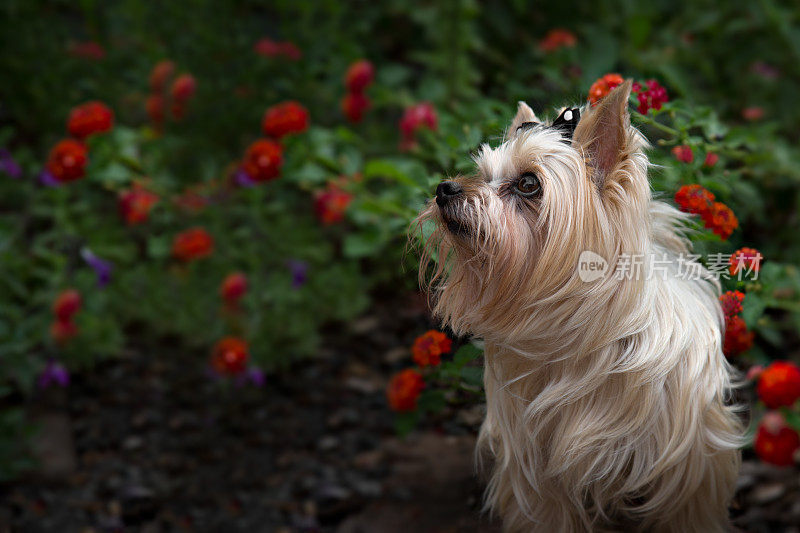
[{"xmin": 436, "ymin": 181, "xmax": 463, "ymax": 207}]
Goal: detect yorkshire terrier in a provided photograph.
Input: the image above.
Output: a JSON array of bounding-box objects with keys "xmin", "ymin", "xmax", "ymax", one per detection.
[{"xmin": 415, "ymin": 80, "xmax": 742, "ymax": 532}]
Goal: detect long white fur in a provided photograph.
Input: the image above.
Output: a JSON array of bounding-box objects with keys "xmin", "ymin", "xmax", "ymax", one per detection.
[{"xmin": 414, "ymin": 87, "xmax": 742, "ymax": 532}]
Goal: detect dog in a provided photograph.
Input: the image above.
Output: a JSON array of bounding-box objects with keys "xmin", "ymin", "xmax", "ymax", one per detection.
[{"xmin": 414, "ymin": 80, "xmax": 742, "ymax": 532}]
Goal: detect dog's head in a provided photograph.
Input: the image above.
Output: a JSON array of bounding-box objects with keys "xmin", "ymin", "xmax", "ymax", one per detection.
[{"xmin": 415, "ymin": 80, "xmax": 652, "ymax": 339}]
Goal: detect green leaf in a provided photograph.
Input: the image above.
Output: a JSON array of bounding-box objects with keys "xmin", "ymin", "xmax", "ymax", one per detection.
[
  {"xmin": 742, "ymin": 292, "xmax": 766, "ymax": 328},
  {"xmin": 453, "ymin": 343, "xmax": 482, "ymax": 366},
  {"xmin": 394, "ymin": 411, "xmax": 419, "ymax": 436},
  {"xmin": 460, "ymin": 366, "xmax": 483, "ymax": 387}
]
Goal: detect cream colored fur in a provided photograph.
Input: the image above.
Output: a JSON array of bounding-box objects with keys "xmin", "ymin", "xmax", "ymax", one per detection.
[{"xmin": 414, "ymin": 81, "xmax": 742, "ymax": 532}]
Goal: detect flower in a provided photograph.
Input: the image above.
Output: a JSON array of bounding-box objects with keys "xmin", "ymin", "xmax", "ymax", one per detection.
[
  {"xmin": 671, "ymin": 145, "xmax": 694, "ymax": 163},
  {"xmin": 119, "ymin": 184, "xmax": 159, "ymax": 225},
  {"xmin": 262, "ymin": 101, "xmax": 309, "ymax": 138},
  {"xmin": 211, "ymin": 337, "xmax": 249, "ymax": 376},
  {"xmin": 253, "ymin": 38, "xmax": 301, "ymax": 60},
  {"xmin": 701, "ymin": 202, "xmax": 738, "ymax": 240},
  {"xmin": 588, "ymin": 73, "xmax": 624, "ymax": 106},
  {"xmin": 149, "ymin": 60, "xmax": 175, "ymax": 92},
  {"xmin": 172, "ymin": 227, "xmax": 214, "ymax": 261},
  {"xmin": 633, "ymin": 79, "xmax": 668, "ymax": 114},
  {"xmin": 750, "ymin": 61, "xmax": 780, "ymax": 80},
  {"xmin": 220, "ymin": 272, "xmax": 248, "ymax": 302},
  {"xmin": 539, "ymin": 28, "xmax": 577, "ymax": 52},
  {"xmin": 723, "ymin": 316, "xmax": 754, "ymax": 357},
  {"xmin": 37, "ymin": 361, "xmax": 70, "ymax": 389},
  {"xmin": 146, "ymin": 95, "xmax": 165, "ymax": 127},
  {"xmin": 729, "ymin": 247, "xmax": 762, "ymax": 277},
  {"xmin": 81, "ymin": 248, "xmax": 113, "ymax": 288},
  {"xmin": 233, "ymin": 166, "xmax": 256, "ymax": 187},
  {"xmin": 53, "ymin": 289, "xmax": 81, "ymax": 322},
  {"xmin": 341, "ymin": 92, "xmax": 371, "ymax": 123},
  {"xmin": 386, "ymin": 369, "xmax": 425, "ymax": 412},
  {"xmin": 173, "ymin": 186, "xmax": 210, "ymax": 213},
  {"xmin": 46, "ymin": 139, "xmax": 88, "ymax": 183},
  {"xmin": 242, "ymin": 139, "xmax": 283, "ymax": 182},
  {"xmin": 67, "ymin": 101, "xmax": 114, "ymax": 139},
  {"xmin": 50, "ymin": 320, "xmax": 78, "ymax": 344},
  {"xmin": 412, "ymin": 330, "xmax": 452, "ymax": 367},
  {"xmin": 171, "ymin": 74, "xmax": 196, "ymax": 102},
  {"xmin": 0, "ymin": 149, "xmax": 22, "ymax": 178},
  {"xmin": 674, "ymin": 184, "xmax": 714, "ymax": 215},
  {"xmin": 719, "ymin": 291, "xmax": 745, "ymax": 319},
  {"xmin": 68, "ymin": 41, "xmax": 105, "ymax": 60},
  {"xmin": 286, "ymin": 259, "xmax": 309, "ymax": 289},
  {"xmin": 240, "ymin": 366, "xmax": 266, "ymax": 387},
  {"xmin": 703, "ymin": 152, "xmax": 719, "ymax": 168},
  {"xmin": 757, "ymin": 361, "xmax": 800, "ymax": 409},
  {"xmin": 399, "ymin": 102, "xmax": 438, "ymax": 150},
  {"xmin": 314, "ymin": 184, "xmax": 353, "ymax": 225},
  {"xmin": 742, "ymin": 107, "xmax": 764, "ymax": 121},
  {"xmin": 345, "ymin": 60, "xmax": 375, "ymax": 92},
  {"xmin": 747, "ymin": 365, "xmax": 764, "ymax": 381},
  {"xmin": 39, "ymin": 169, "xmax": 61, "ymax": 187},
  {"xmin": 754, "ymin": 416, "xmax": 800, "ymax": 466}
]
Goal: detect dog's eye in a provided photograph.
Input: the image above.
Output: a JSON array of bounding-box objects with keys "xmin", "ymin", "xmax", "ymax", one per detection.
[{"xmin": 513, "ymin": 173, "xmax": 541, "ymax": 197}]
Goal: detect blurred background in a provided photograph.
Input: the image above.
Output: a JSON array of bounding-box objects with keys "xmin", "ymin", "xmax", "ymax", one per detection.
[{"xmin": 1, "ymin": 1, "xmax": 799, "ymax": 531}]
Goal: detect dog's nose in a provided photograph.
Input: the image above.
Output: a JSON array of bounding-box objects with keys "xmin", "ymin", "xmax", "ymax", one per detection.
[{"xmin": 436, "ymin": 181, "xmax": 463, "ymax": 206}]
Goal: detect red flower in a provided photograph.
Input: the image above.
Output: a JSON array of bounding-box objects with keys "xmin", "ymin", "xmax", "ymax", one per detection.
[
  {"xmin": 729, "ymin": 247, "xmax": 762, "ymax": 277},
  {"xmin": 146, "ymin": 95, "xmax": 165, "ymax": 126},
  {"xmin": 118, "ymin": 185, "xmax": 159, "ymax": 225},
  {"xmin": 220, "ymin": 272, "xmax": 248, "ymax": 303},
  {"xmin": 314, "ymin": 184, "xmax": 353, "ymax": 225},
  {"xmin": 172, "ymin": 227, "xmax": 214, "ymax": 262},
  {"xmin": 68, "ymin": 41, "xmax": 105, "ymax": 60},
  {"xmin": 341, "ymin": 92, "xmax": 371, "ymax": 123},
  {"xmin": 742, "ymin": 107, "xmax": 764, "ymax": 121},
  {"xmin": 588, "ymin": 73, "xmax": 624, "ymax": 106},
  {"xmin": 719, "ymin": 290, "xmax": 745, "ymax": 319},
  {"xmin": 149, "ymin": 60, "xmax": 175, "ymax": 93},
  {"xmin": 633, "ymin": 79, "xmax": 668, "ymax": 114},
  {"xmin": 399, "ymin": 102, "xmax": 438, "ymax": 150},
  {"xmin": 211, "ymin": 337, "xmax": 249, "ymax": 376},
  {"xmin": 671, "ymin": 145, "xmax": 694, "ymax": 163},
  {"xmin": 701, "ymin": 202, "xmax": 738, "ymax": 240},
  {"xmin": 723, "ymin": 316, "xmax": 754, "ymax": 357},
  {"xmin": 262, "ymin": 101, "xmax": 309, "ymax": 139},
  {"xmin": 345, "ymin": 60, "xmax": 375, "ymax": 92},
  {"xmin": 242, "ymin": 139, "xmax": 283, "ymax": 182},
  {"xmin": 46, "ymin": 139, "xmax": 88, "ymax": 183},
  {"xmin": 754, "ymin": 417, "xmax": 800, "ymax": 466},
  {"xmin": 757, "ymin": 361, "xmax": 800, "ymax": 409},
  {"xmin": 674, "ymin": 184, "xmax": 714, "ymax": 216},
  {"xmin": 50, "ymin": 320, "xmax": 79, "ymax": 344},
  {"xmin": 171, "ymin": 74, "xmax": 196, "ymax": 102},
  {"xmin": 538, "ymin": 28, "xmax": 577, "ymax": 52},
  {"xmin": 253, "ymin": 39, "xmax": 301, "ymax": 60},
  {"xmin": 412, "ymin": 330, "xmax": 452, "ymax": 367},
  {"xmin": 703, "ymin": 152, "xmax": 719, "ymax": 168},
  {"xmin": 386, "ymin": 369, "xmax": 425, "ymax": 412},
  {"xmin": 67, "ymin": 101, "xmax": 114, "ymax": 140},
  {"xmin": 53, "ymin": 290, "xmax": 81, "ymax": 322}
]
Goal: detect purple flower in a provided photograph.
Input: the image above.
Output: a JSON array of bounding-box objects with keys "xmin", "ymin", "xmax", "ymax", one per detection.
[
  {"xmin": 38, "ymin": 361, "xmax": 70, "ymax": 389},
  {"xmin": 81, "ymin": 248, "xmax": 113, "ymax": 288},
  {"xmin": 39, "ymin": 169, "xmax": 61, "ymax": 187},
  {"xmin": 234, "ymin": 167, "xmax": 256, "ymax": 188},
  {"xmin": 286, "ymin": 259, "xmax": 308, "ymax": 289},
  {"xmin": 0, "ymin": 149, "xmax": 22, "ymax": 178},
  {"xmin": 246, "ymin": 366, "xmax": 266, "ymax": 387}
]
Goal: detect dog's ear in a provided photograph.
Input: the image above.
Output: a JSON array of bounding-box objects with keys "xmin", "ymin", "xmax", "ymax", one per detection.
[
  {"xmin": 508, "ymin": 101, "xmax": 539, "ymax": 138},
  {"xmin": 573, "ymin": 79, "xmax": 633, "ymax": 188}
]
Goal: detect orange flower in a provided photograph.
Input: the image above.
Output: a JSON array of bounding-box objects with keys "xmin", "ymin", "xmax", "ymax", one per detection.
[
  {"xmin": 242, "ymin": 139, "xmax": 283, "ymax": 182},
  {"xmin": 754, "ymin": 416, "xmax": 800, "ymax": 466},
  {"xmin": 588, "ymin": 73, "xmax": 624, "ymax": 106},
  {"xmin": 722, "ymin": 316, "xmax": 753, "ymax": 357},
  {"xmin": 539, "ymin": 28, "xmax": 577, "ymax": 52},
  {"xmin": 46, "ymin": 139, "xmax": 88, "ymax": 183},
  {"xmin": 211, "ymin": 337, "xmax": 249, "ymax": 376},
  {"xmin": 119, "ymin": 184, "xmax": 159, "ymax": 225},
  {"xmin": 729, "ymin": 247, "xmax": 762, "ymax": 277},
  {"xmin": 757, "ymin": 361, "xmax": 800, "ymax": 409},
  {"xmin": 344, "ymin": 60, "xmax": 375, "ymax": 92},
  {"xmin": 742, "ymin": 107, "xmax": 764, "ymax": 121},
  {"xmin": 52, "ymin": 290, "xmax": 81, "ymax": 322},
  {"xmin": 719, "ymin": 291, "xmax": 745, "ymax": 319},
  {"xmin": 412, "ymin": 330, "xmax": 452, "ymax": 367},
  {"xmin": 149, "ymin": 60, "xmax": 176, "ymax": 93},
  {"xmin": 220, "ymin": 272, "xmax": 248, "ymax": 302},
  {"xmin": 172, "ymin": 227, "xmax": 214, "ymax": 261},
  {"xmin": 314, "ymin": 184, "xmax": 353, "ymax": 225},
  {"xmin": 262, "ymin": 101, "xmax": 309, "ymax": 139},
  {"xmin": 700, "ymin": 202, "xmax": 738, "ymax": 240},
  {"xmin": 674, "ymin": 184, "xmax": 714, "ymax": 216},
  {"xmin": 671, "ymin": 145, "xmax": 694, "ymax": 163},
  {"xmin": 386, "ymin": 369, "xmax": 425, "ymax": 412},
  {"xmin": 171, "ymin": 74, "xmax": 196, "ymax": 101},
  {"xmin": 703, "ymin": 152, "xmax": 719, "ymax": 168},
  {"xmin": 341, "ymin": 92, "xmax": 371, "ymax": 123},
  {"xmin": 67, "ymin": 101, "xmax": 114, "ymax": 139}
]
